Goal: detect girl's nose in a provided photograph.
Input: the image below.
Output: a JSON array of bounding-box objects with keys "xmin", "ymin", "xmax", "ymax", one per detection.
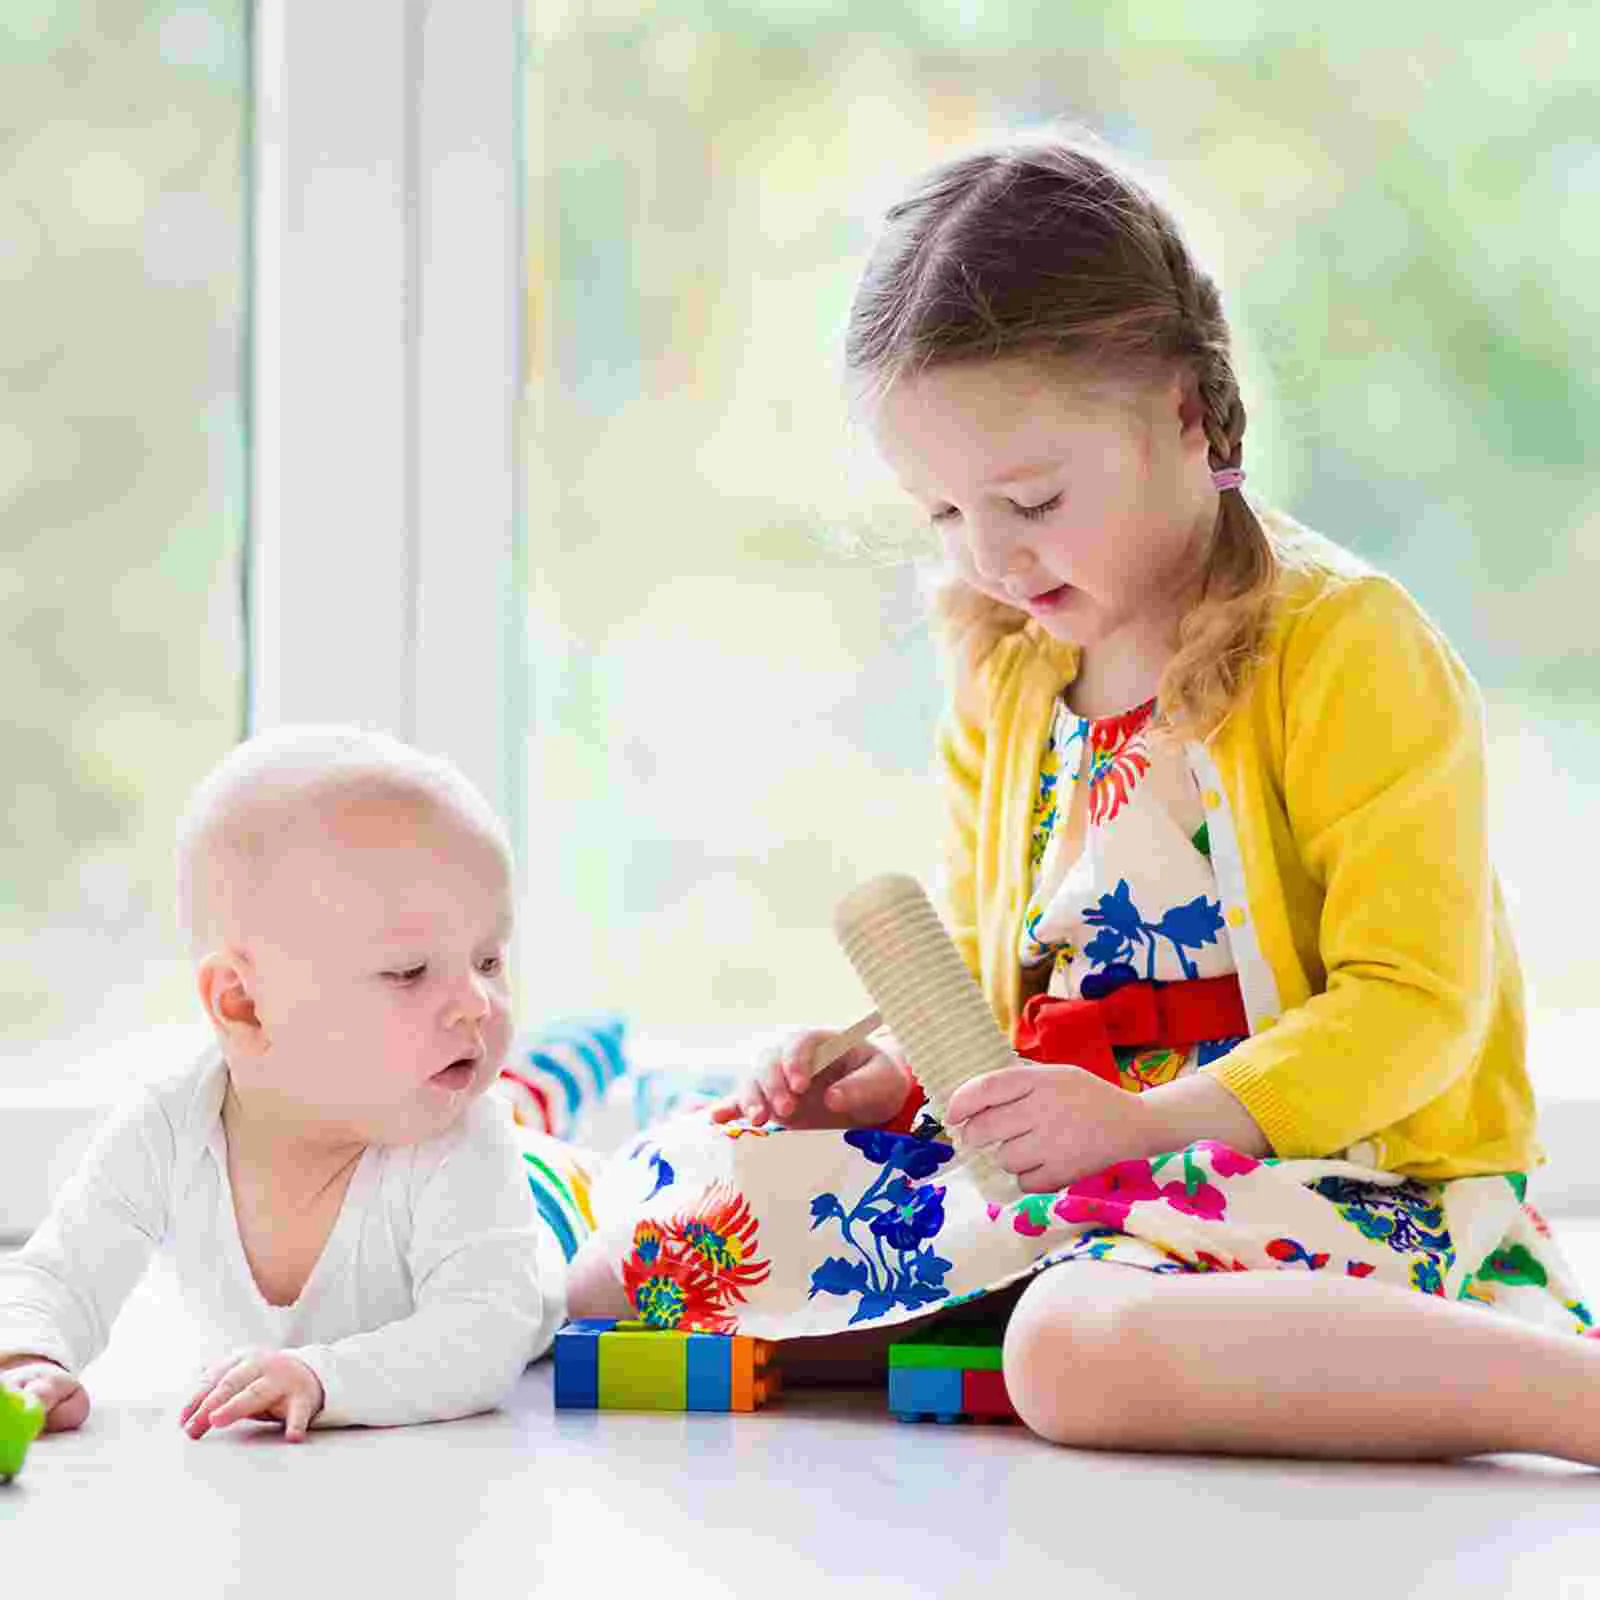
[{"xmin": 967, "ymin": 513, "xmax": 1034, "ymax": 585}]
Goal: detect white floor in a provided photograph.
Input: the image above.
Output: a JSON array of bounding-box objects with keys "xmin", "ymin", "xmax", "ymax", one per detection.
[{"xmin": 6, "ymin": 1229, "xmax": 1600, "ymax": 1599}]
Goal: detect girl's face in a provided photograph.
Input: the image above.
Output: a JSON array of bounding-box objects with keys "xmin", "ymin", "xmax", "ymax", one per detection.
[{"xmin": 871, "ymin": 357, "xmax": 1217, "ymax": 649}]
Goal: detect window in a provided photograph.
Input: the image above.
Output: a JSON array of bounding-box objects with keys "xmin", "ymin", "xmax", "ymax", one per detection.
[{"xmin": 2, "ymin": 3, "xmax": 247, "ymax": 1093}]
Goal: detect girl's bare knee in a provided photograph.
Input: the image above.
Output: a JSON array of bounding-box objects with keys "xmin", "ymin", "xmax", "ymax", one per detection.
[{"xmin": 1003, "ymin": 1263, "xmax": 1166, "ymax": 1448}]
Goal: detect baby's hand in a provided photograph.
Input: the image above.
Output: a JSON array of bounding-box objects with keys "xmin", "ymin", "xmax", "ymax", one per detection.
[
  {"xmin": 181, "ymin": 1349, "xmax": 324, "ymax": 1443},
  {"xmin": 709, "ymin": 1028, "xmax": 914, "ymax": 1130},
  {"xmin": 0, "ymin": 1355, "xmax": 90, "ymax": 1433}
]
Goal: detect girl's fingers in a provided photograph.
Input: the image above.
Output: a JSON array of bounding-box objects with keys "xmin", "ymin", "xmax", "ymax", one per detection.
[
  {"xmin": 761, "ymin": 1059, "xmax": 797, "ymax": 1116},
  {"xmin": 781, "ymin": 1035, "xmax": 829, "ymax": 1095},
  {"xmin": 943, "ymin": 1065, "xmax": 1034, "ymax": 1128},
  {"xmin": 823, "ymin": 1053, "xmax": 906, "ymax": 1119}
]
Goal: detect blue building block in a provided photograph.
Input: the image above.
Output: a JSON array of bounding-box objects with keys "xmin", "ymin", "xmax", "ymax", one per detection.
[
  {"xmin": 888, "ymin": 1365, "xmax": 965, "ymax": 1424},
  {"xmin": 684, "ymin": 1331, "xmax": 731, "ymax": 1411},
  {"xmin": 553, "ymin": 1318, "xmax": 778, "ymax": 1412},
  {"xmin": 553, "ymin": 1317, "xmax": 612, "ymax": 1408}
]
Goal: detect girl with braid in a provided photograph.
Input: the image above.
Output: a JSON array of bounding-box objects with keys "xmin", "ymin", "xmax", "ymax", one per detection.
[{"xmin": 570, "ymin": 134, "xmax": 1600, "ymax": 1464}]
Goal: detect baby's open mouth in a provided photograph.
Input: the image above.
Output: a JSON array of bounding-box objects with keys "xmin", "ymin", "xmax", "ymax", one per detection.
[{"xmin": 431, "ymin": 1057, "xmax": 479, "ymax": 1089}]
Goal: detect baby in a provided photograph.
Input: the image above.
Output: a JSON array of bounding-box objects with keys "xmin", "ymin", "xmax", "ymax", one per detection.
[{"xmin": 0, "ymin": 725, "xmax": 565, "ymax": 1441}]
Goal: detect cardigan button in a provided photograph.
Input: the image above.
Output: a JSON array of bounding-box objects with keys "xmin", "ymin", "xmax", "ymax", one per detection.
[
  {"xmin": 1256, "ymin": 1013, "xmax": 1277, "ymax": 1030},
  {"xmin": 1226, "ymin": 906, "xmax": 1247, "ymax": 928},
  {"xmin": 1202, "ymin": 789, "xmax": 1221, "ymax": 810}
]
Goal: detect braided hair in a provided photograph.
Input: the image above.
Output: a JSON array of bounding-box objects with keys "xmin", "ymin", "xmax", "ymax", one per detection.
[{"xmin": 846, "ymin": 134, "xmax": 1300, "ymax": 737}]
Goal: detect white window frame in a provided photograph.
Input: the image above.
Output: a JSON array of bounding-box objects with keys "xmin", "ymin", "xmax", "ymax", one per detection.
[{"xmin": 252, "ymin": 0, "xmax": 526, "ymax": 858}]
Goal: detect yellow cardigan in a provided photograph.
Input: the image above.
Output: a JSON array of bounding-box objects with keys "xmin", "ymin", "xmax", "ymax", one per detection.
[{"xmin": 935, "ymin": 516, "xmax": 1537, "ymax": 1180}]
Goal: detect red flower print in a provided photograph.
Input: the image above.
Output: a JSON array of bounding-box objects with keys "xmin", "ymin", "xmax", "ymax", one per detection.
[
  {"xmin": 1191, "ymin": 1141, "xmax": 1261, "ymax": 1179},
  {"xmin": 1007, "ymin": 1194, "xmax": 1056, "ymax": 1237},
  {"xmin": 1266, "ymin": 1237, "xmax": 1331, "ymax": 1270},
  {"xmin": 1345, "ymin": 1261, "xmax": 1376, "ymax": 1278},
  {"xmin": 1084, "ymin": 702, "xmax": 1155, "ymax": 825},
  {"xmin": 621, "ymin": 1182, "xmax": 772, "ymax": 1332},
  {"xmin": 1052, "ymin": 1159, "xmax": 1161, "ymax": 1230},
  {"xmin": 1193, "ymin": 1250, "xmax": 1250, "ymax": 1273},
  {"xmin": 1160, "ymin": 1179, "xmax": 1226, "ymax": 1220}
]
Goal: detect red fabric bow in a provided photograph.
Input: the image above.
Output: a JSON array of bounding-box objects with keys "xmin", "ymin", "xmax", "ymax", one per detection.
[
  {"xmin": 879, "ymin": 974, "xmax": 1249, "ymax": 1131},
  {"xmin": 1013, "ymin": 976, "xmax": 1249, "ymax": 1086}
]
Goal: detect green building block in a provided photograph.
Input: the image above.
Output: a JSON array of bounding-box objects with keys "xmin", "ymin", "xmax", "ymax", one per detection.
[
  {"xmin": 599, "ymin": 1325, "xmax": 689, "ymax": 1410},
  {"xmin": 888, "ymin": 1323, "xmax": 1005, "ymax": 1371},
  {"xmin": 0, "ymin": 1386, "xmax": 45, "ymax": 1483}
]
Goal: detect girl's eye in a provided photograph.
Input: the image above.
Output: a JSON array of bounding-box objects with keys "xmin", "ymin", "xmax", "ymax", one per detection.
[
  {"xmin": 1015, "ymin": 493, "xmax": 1062, "ymax": 521},
  {"xmin": 384, "ymin": 965, "xmax": 427, "ymax": 984},
  {"xmin": 478, "ymin": 955, "xmax": 503, "ymax": 976},
  {"xmin": 929, "ymin": 506, "xmax": 960, "ymax": 525}
]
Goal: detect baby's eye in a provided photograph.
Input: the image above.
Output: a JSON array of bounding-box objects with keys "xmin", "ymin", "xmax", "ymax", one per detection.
[
  {"xmin": 478, "ymin": 955, "xmax": 503, "ymax": 976},
  {"xmin": 1014, "ymin": 493, "xmax": 1063, "ymax": 521},
  {"xmin": 383, "ymin": 964, "xmax": 427, "ymax": 984},
  {"xmin": 928, "ymin": 505, "xmax": 960, "ymax": 525}
]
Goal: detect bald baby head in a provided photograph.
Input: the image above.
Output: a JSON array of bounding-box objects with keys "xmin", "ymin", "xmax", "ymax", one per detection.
[{"xmin": 175, "ymin": 725, "xmax": 512, "ymax": 959}]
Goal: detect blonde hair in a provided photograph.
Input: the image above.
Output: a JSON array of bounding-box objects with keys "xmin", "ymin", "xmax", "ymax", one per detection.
[
  {"xmin": 174, "ymin": 724, "xmax": 510, "ymax": 957},
  {"xmin": 846, "ymin": 133, "xmax": 1313, "ymax": 736}
]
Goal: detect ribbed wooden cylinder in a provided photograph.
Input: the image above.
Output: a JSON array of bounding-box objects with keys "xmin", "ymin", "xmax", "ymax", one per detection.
[{"xmin": 834, "ymin": 873, "xmax": 1016, "ymax": 1202}]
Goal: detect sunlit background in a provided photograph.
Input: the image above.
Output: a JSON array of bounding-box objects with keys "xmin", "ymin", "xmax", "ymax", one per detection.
[{"xmin": 4, "ymin": 2, "xmax": 1596, "ymax": 1093}]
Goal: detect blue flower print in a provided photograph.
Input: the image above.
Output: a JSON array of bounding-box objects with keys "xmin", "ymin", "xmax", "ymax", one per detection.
[
  {"xmin": 1311, "ymin": 1177, "xmax": 1454, "ymax": 1268},
  {"xmin": 808, "ymin": 1131, "xmax": 957, "ymax": 1325},
  {"xmin": 1081, "ymin": 880, "xmax": 1225, "ymax": 985}
]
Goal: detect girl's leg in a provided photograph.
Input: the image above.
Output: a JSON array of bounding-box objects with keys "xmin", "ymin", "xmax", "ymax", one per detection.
[{"xmin": 1005, "ymin": 1263, "xmax": 1600, "ymax": 1465}]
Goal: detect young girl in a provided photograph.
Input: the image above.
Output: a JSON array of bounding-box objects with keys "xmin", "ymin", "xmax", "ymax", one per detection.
[{"xmin": 570, "ymin": 134, "xmax": 1600, "ymax": 1465}]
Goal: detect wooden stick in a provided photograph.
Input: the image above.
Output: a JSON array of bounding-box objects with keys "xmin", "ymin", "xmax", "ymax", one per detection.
[{"xmin": 806, "ymin": 1008, "xmax": 883, "ymax": 1076}]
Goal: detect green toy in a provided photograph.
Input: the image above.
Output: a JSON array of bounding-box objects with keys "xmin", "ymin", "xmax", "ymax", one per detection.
[{"xmin": 0, "ymin": 1385, "xmax": 45, "ymax": 1482}]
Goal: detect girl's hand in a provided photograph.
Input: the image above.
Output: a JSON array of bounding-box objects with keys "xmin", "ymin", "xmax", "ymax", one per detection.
[
  {"xmin": 0, "ymin": 1355, "xmax": 89, "ymax": 1433},
  {"xmin": 943, "ymin": 1062, "xmax": 1168, "ymax": 1194},
  {"xmin": 709, "ymin": 1028, "xmax": 914, "ymax": 1130},
  {"xmin": 181, "ymin": 1349, "xmax": 325, "ymax": 1443}
]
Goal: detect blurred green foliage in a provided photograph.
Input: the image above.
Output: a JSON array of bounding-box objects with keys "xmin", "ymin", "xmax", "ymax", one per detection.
[{"xmin": 1, "ymin": 1, "xmax": 245, "ymax": 1053}]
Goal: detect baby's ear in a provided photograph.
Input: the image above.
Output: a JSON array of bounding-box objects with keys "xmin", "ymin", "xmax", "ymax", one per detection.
[{"xmin": 195, "ymin": 949, "xmax": 265, "ymax": 1053}]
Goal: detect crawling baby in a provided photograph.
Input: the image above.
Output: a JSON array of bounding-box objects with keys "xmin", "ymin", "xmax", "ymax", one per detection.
[{"xmin": 0, "ymin": 725, "xmax": 565, "ymax": 1441}]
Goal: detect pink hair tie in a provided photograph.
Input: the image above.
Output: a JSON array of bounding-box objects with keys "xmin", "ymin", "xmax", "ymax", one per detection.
[{"xmin": 1212, "ymin": 467, "xmax": 1246, "ymax": 492}]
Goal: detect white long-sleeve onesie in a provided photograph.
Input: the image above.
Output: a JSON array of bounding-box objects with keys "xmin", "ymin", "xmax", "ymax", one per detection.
[{"xmin": 0, "ymin": 1049, "xmax": 566, "ymax": 1427}]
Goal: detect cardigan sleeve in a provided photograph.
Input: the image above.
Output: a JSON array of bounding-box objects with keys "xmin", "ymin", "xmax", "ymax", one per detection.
[{"xmin": 1207, "ymin": 576, "xmax": 1498, "ymax": 1160}]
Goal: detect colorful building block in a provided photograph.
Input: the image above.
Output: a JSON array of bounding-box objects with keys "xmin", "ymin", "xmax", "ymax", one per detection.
[
  {"xmin": 553, "ymin": 1319, "xmax": 780, "ymax": 1412},
  {"xmin": 888, "ymin": 1323, "xmax": 1018, "ymax": 1424},
  {"xmin": 0, "ymin": 1386, "xmax": 45, "ymax": 1482}
]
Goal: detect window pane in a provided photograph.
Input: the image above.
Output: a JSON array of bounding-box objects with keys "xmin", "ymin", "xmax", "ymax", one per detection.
[
  {"xmin": 2, "ymin": 3, "xmax": 247, "ymax": 1089},
  {"xmin": 521, "ymin": 10, "xmax": 1598, "ymax": 1076}
]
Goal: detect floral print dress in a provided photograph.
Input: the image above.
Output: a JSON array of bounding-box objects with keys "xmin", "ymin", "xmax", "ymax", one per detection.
[{"xmin": 584, "ymin": 696, "xmax": 1595, "ymax": 1344}]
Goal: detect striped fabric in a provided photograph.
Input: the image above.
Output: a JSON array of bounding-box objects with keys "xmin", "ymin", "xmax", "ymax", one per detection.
[
  {"xmin": 497, "ymin": 1014, "xmax": 628, "ymax": 1141},
  {"xmin": 514, "ymin": 1127, "xmax": 599, "ymax": 1265},
  {"xmin": 495, "ymin": 1015, "xmax": 626, "ymax": 1263}
]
